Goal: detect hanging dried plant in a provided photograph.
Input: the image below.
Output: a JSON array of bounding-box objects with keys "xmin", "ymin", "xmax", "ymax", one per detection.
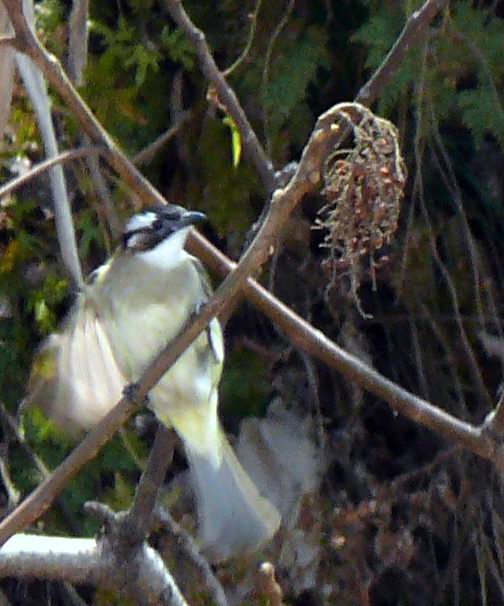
[{"xmin": 315, "ymin": 103, "xmax": 407, "ymax": 317}]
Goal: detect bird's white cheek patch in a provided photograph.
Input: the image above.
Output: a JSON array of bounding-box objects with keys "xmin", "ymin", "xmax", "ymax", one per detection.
[
  {"xmin": 136, "ymin": 227, "xmax": 191, "ymax": 271},
  {"xmin": 126, "ymin": 212, "xmax": 157, "ymax": 232}
]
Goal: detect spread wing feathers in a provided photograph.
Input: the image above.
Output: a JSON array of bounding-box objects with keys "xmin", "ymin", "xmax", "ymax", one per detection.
[{"xmin": 25, "ymin": 298, "xmax": 127, "ymax": 431}]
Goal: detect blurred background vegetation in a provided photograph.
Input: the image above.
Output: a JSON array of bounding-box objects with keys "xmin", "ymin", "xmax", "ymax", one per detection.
[{"xmin": 2, "ymin": 0, "xmax": 504, "ymax": 604}]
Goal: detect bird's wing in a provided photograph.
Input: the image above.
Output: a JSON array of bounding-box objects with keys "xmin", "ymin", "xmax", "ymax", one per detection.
[
  {"xmin": 190, "ymin": 256, "xmax": 224, "ymax": 365},
  {"xmin": 25, "ymin": 296, "xmax": 127, "ymax": 432}
]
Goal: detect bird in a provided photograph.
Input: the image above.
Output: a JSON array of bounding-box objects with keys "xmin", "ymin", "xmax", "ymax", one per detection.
[{"xmin": 24, "ymin": 203, "xmax": 281, "ymax": 561}]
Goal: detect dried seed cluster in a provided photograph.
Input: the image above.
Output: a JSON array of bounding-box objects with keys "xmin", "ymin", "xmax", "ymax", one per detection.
[{"xmin": 315, "ymin": 103, "xmax": 406, "ymax": 308}]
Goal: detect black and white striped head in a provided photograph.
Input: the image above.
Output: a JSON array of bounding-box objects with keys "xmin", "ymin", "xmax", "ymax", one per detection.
[{"xmin": 123, "ymin": 205, "xmax": 206, "ymax": 268}]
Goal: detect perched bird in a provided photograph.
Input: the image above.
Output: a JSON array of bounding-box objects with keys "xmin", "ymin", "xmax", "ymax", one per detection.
[{"xmin": 25, "ymin": 204, "xmax": 281, "ymax": 561}]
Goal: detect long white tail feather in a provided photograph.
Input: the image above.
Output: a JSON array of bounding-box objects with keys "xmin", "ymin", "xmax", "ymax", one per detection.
[{"xmin": 185, "ymin": 429, "xmax": 281, "ymax": 562}]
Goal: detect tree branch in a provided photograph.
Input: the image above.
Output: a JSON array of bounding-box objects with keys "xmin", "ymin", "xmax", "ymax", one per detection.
[
  {"xmin": 357, "ymin": 0, "xmax": 449, "ymax": 105},
  {"xmin": 132, "ymin": 111, "xmax": 191, "ymax": 166},
  {"xmin": 163, "ymin": 0, "xmax": 276, "ymax": 193},
  {"xmin": 0, "ymin": 146, "xmax": 103, "ymax": 200},
  {"xmin": 154, "ymin": 507, "xmax": 228, "ymax": 606},
  {"xmin": 0, "ymin": 534, "xmax": 189, "ymax": 606},
  {"xmin": 125, "ymin": 426, "xmax": 176, "ymax": 544},
  {"xmin": 187, "ymin": 232, "xmax": 498, "ymax": 466}
]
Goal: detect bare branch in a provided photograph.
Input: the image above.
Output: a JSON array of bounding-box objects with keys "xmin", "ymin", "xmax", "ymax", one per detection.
[
  {"xmin": 223, "ymin": 0, "xmax": 263, "ymax": 78},
  {"xmin": 15, "ymin": 0, "xmax": 83, "ymax": 286},
  {"xmin": 187, "ymin": 231, "xmax": 499, "ymax": 467},
  {"xmin": 357, "ymin": 0, "xmax": 449, "ymax": 105},
  {"xmin": 133, "ymin": 111, "xmax": 191, "ymax": 166},
  {"xmin": 0, "ymin": 389, "xmax": 141, "ymax": 545},
  {"xmin": 0, "ymin": 146, "xmax": 103, "ymax": 200},
  {"xmin": 67, "ymin": 0, "xmax": 89, "ymax": 86},
  {"xmin": 154, "ymin": 507, "xmax": 228, "ymax": 606},
  {"xmin": 0, "ymin": 4, "xmax": 15, "ymax": 140},
  {"xmin": 0, "ymin": 534, "xmax": 189, "ymax": 606},
  {"xmin": 125, "ymin": 426, "xmax": 176, "ymax": 543},
  {"xmin": 163, "ymin": 0, "xmax": 276, "ymax": 193}
]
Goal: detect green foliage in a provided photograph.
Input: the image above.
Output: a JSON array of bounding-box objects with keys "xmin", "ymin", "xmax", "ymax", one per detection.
[
  {"xmin": 353, "ymin": 1, "xmax": 504, "ymax": 147},
  {"xmin": 458, "ymin": 88, "xmax": 504, "ymax": 148},
  {"xmin": 198, "ymin": 117, "xmax": 261, "ymax": 236},
  {"xmin": 160, "ymin": 25, "xmax": 196, "ymax": 71},
  {"xmin": 220, "ymin": 348, "xmax": 271, "ymax": 420},
  {"xmin": 27, "ymin": 274, "xmax": 69, "ymax": 335},
  {"xmin": 263, "ymin": 24, "xmax": 330, "ymax": 149},
  {"xmin": 353, "ymin": 6, "xmax": 403, "ymax": 71},
  {"xmin": 83, "ymin": 11, "xmax": 195, "ymax": 151},
  {"xmin": 78, "ymin": 208, "xmax": 105, "ymax": 259},
  {"xmin": 90, "ymin": 17, "xmax": 162, "ymax": 89}
]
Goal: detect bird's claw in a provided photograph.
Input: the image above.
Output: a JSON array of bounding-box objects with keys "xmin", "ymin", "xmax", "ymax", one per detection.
[{"xmin": 123, "ymin": 382, "xmax": 149, "ymax": 406}]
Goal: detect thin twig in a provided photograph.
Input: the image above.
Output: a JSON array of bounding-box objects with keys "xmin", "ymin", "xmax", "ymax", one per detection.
[
  {"xmin": 163, "ymin": 0, "xmax": 276, "ymax": 193},
  {"xmin": 133, "ymin": 112, "xmax": 191, "ymax": 166},
  {"xmin": 0, "ymin": 458, "xmax": 19, "ymax": 512},
  {"xmin": 0, "ymin": 402, "xmax": 49, "ymax": 478},
  {"xmin": 0, "ymin": 34, "xmax": 16, "ymax": 48},
  {"xmin": 0, "ymin": 146, "xmax": 103, "ymax": 200},
  {"xmin": 154, "ymin": 507, "xmax": 228, "ymax": 606},
  {"xmin": 81, "ymin": 135, "xmax": 122, "ymax": 238},
  {"xmin": 356, "ymin": 0, "xmax": 449, "ymax": 105},
  {"xmin": 223, "ymin": 0, "xmax": 263, "ymax": 77},
  {"xmin": 262, "ymin": 0, "xmax": 295, "ymax": 157}
]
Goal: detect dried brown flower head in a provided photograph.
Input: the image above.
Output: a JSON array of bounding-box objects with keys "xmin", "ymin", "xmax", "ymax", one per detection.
[{"xmin": 315, "ymin": 103, "xmax": 407, "ymax": 316}]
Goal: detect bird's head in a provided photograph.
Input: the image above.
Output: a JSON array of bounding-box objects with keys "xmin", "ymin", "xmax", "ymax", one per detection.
[
  {"xmin": 123, "ymin": 204, "xmax": 206, "ymax": 268},
  {"xmin": 123, "ymin": 204, "xmax": 207, "ymax": 252}
]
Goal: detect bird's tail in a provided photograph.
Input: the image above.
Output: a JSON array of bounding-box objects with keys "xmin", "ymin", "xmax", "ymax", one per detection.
[{"xmin": 184, "ymin": 427, "xmax": 281, "ymax": 562}]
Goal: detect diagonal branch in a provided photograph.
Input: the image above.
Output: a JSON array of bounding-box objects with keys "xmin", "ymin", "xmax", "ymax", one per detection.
[
  {"xmin": 357, "ymin": 0, "xmax": 448, "ymax": 105},
  {"xmin": 0, "ymin": 146, "xmax": 103, "ymax": 200},
  {"xmin": 163, "ymin": 0, "xmax": 276, "ymax": 193}
]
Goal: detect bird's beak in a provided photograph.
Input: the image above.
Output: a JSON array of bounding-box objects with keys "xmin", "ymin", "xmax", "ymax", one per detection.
[{"xmin": 180, "ymin": 210, "xmax": 207, "ymax": 228}]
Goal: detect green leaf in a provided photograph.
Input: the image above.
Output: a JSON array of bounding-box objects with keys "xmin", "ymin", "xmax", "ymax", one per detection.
[
  {"xmin": 198, "ymin": 117, "xmax": 261, "ymax": 236},
  {"xmin": 222, "ymin": 115, "xmax": 242, "ymax": 168}
]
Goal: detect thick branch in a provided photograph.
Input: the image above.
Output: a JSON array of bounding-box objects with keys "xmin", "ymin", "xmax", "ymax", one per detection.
[
  {"xmin": 188, "ymin": 232, "xmax": 498, "ymax": 467},
  {"xmin": 0, "ymin": 534, "xmax": 188, "ymax": 606}
]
